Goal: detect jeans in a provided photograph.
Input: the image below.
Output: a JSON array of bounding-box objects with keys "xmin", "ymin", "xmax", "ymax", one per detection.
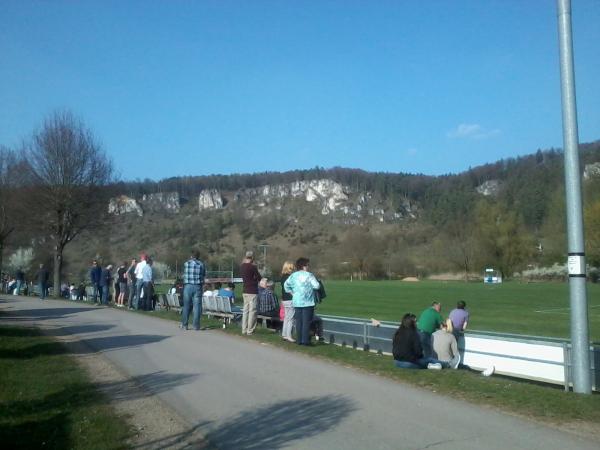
[
  {"xmin": 281, "ymin": 300, "xmax": 295, "ymax": 340},
  {"xmin": 182, "ymin": 284, "xmax": 202, "ymax": 329},
  {"xmin": 242, "ymin": 293, "xmax": 258, "ymax": 334},
  {"xmin": 418, "ymin": 330, "xmax": 433, "ymax": 358},
  {"xmin": 295, "ymin": 306, "xmax": 314, "ymax": 345},
  {"xmin": 14, "ymin": 280, "xmax": 23, "ymax": 295},
  {"xmin": 92, "ymin": 283, "xmax": 101, "ymax": 303},
  {"xmin": 100, "ymin": 285, "xmax": 109, "ymax": 305},
  {"xmin": 38, "ymin": 282, "xmax": 47, "ymax": 300},
  {"xmin": 135, "ymin": 279, "xmax": 144, "ymax": 310},
  {"xmin": 127, "ymin": 281, "xmax": 135, "ymax": 308},
  {"xmin": 394, "ymin": 357, "xmax": 442, "ymax": 369}
]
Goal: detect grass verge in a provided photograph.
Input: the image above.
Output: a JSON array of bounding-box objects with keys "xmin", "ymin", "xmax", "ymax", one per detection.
[
  {"xmin": 137, "ymin": 307, "xmax": 600, "ymax": 429},
  {"xmin": 0, "ymin": 325, "xmax": 131, "ymax": 449}
]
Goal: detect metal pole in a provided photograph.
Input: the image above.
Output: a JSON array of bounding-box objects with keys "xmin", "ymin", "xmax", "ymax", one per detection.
[{"xmin": 556, "ymin": 0, "xmax": 591, "ymax": 394}]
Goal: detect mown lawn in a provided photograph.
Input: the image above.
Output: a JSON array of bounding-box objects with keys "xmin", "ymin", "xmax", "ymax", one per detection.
[
  {"xmin": 314, "ymin": 280, "xmax": 600, "ymax": 340},
  {"xmin": 0, "ymin": 326, "xmax": 131, "ymax": 449}
]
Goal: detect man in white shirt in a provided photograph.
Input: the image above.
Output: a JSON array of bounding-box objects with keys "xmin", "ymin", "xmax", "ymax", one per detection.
[{"xmin": 134, "ymin": 253, "xmax": 147, "ymax": 310}]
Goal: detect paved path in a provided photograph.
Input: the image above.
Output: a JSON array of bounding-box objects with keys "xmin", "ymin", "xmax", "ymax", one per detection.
[{"xmin": 1, "ymin": 295, "xmax": 598, "ymax": 450}]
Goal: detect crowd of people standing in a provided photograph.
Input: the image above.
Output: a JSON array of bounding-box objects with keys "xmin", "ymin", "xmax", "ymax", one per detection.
[{"xmin": 177, "ymin": 250, "xmax": 325, "ymax": 345}]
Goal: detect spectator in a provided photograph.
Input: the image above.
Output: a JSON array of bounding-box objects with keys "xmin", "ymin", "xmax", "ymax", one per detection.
[
  {"xmin": 15, "ymin": 268, "xmax": 25, "ymax": 295},
  {"xmin": 89, "ymin": 260, "xmax": 102, "ymax": 304},
  {"xmin": 8, "ymin": 278, "xmax": 16, "ymax": 294},
  {"xmin": 218, "ymin": 282, "xmax": 236, "ymax": 304},
  {"xmin": 393, "ymin": 313, "xmax": 443, "ymax": 370},
  {"xmin": 134, "ymin": 254, "xmax": 148, "ymax": 310},
  {"xmin": 240, "ymin": 251, "xmax": 262, "ymax": 336},
  {"xmin": 116, "ymin": 262, "xmax": 127, "ymax": 307},
  {"xmin": 126, "ymin": 258, "xmax": 137, "ymax": 309},
  {"xmin": 416, "ymin": 301, "xmax": 443, "ymax": 358},
  {"xmin": 77, "ymin": 282, "xmax": 86, "ymax": 301},
  {"xmin": 202, "ymin": 283, "xmax": 215, "ymax": 305},
  {"xmin": 212, "ymin": 282, "xmax": 222, "ymax": 297},
  {"xmin": 60, "ymin": 282, "xmax": 69, "ymax": 298},
  {"xmin": 69, "ymin": 283, "xmax": 77, "ymax": 300},
  {"xmin": 141, "ymin": 259, "xmax": 154, "ymax": 310},
  {"xmin": 280, "ymin": 261, "xmax": 295, "ymax": 342},
  {"xmin": 284, "ymin": 257, "xmax": 320, "ymax": 346},
  {"xmin": 36, "ymin": 263, "xmax": 50, "ymax": 300},
  {"xmin": 257, "ymin": 278, "xmax": 280, "ymax": 317},
  {"xmin": 449, "ymin": 301, "xmax": 469, "ymax": 339},
  {"xmin": 432, "ymin": 319, "xmax": 461, "ymax": 369},
  {"xmin": 99, "ymin": 264, "xmax": 113, "ymax": 305},
  {"xmin": 180, "ymin": 250, "xmax": 205, "ymax": 331}
]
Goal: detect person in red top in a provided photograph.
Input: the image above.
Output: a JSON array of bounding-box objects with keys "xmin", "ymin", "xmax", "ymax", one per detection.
[{"xmin": 240, "ymin": 251, "xmax": 262, "ymax": 335}]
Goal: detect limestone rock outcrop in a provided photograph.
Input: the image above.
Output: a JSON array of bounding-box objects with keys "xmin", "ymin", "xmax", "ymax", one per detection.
[
  {"xmin": 198, "ymin": 189, "xmax": 224, "ymax": 211},
  {"xmin": 108, "ymin": 195, "xmax": 143, "ymax": 217}
]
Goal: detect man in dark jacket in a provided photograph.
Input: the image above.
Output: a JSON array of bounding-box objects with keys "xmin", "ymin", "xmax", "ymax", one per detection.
[
  {"xmin": 15, "ymin": 268, "xmax": 25, "ymax": 295},
  {"xmin": 89, "ymin": 260, "xmax": 102, "ymax": 304},
  {"xmin": 99, "ymin": 264, "xmax": 112, "ymax": 305},
  {"xmin": 240, "ymin": 251, "xmax": 262, "ymax": 335},
  {"xmin": 36, "ymin": 263, "xmax": 50, "ymax": 300}
]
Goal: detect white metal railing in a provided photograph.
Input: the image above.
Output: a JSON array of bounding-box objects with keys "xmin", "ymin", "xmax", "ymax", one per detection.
[{"xmin": 319, "ymin": 315, "xmax": 598, "ymax": 391}]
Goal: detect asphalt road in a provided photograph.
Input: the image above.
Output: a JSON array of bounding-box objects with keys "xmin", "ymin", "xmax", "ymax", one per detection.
[{"xmin": 2, "ymin": 295, "xmax": 598, "ymax": 450}]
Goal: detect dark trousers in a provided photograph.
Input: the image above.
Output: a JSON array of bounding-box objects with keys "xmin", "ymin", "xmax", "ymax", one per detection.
[
  {"xmin": 141, "ymin": 282, "xmax": 154, "ymax": 310},
  {"xmin": 295, "ymin": 306, "xmax": 314, "ymax": 345}
]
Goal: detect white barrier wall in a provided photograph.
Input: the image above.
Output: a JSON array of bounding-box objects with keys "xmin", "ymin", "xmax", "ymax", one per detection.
[
  {"xmin": 320, "ymin": 316, "xmax": 598, "ymax": 391},
  {"xmin": 461, "ymin": 335, "xmax": 567, "ymax": 385}
]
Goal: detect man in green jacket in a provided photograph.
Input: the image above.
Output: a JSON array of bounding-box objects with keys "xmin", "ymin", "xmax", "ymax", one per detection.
[{"xmin": 416, "ymin": 301, "xmax": 443, "ymax": 358}]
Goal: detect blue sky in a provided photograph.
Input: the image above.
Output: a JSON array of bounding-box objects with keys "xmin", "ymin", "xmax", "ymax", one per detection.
[{"xmin": 1, "ymin": 1, "xmax": 599, "ymax": 181}]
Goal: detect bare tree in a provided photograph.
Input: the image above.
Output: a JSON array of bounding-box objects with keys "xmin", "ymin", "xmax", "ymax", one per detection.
[
  {"xmin": 25, "ymin": 111, "xmax": 114, "ymax": 297},
  {"xmin": 0, "ymin": 146, "xmax": 19, "ymax": 276}
]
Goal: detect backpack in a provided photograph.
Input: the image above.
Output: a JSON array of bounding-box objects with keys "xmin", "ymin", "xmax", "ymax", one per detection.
[{"xmin": 314, "ymin": 279, "xmax": 327, "ymax": 303}]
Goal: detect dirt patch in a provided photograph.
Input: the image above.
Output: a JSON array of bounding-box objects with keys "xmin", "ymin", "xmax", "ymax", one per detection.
[{"xmin": 401, "ymin": 277, "xmax": 420, "ymax": 282}]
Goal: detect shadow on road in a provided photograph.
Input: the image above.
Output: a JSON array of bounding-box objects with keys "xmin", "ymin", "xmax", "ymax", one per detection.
[
  {"xmin": 205, "ymin": 395, "xmax": 357, "ymax": 449},
  {"xmin": 131, "ymin": 395, "xmax": 356, "ymax": 450},
  {"xmin": 45, "ymin": 323, "xmax": 116, "ymax": 336},
  {"xmin": 102, "ymin": 370, "xmax": 200, "ymax": 401},
  {"xmin": 0, "ymin": 306, "xmax": 101, "ymax": 322},
  {"xmin": 0, "ymin": 332, "xmax": 169, "ymax": 359}
]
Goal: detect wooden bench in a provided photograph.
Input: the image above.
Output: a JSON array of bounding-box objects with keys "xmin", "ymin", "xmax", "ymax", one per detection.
[
  {"xmin": 256, "ymin": 314, "xmax": 282, "ymax": 330},
  {"xmin": 203, "ymin": 295, "xmax": 241, "ymax": 328}
]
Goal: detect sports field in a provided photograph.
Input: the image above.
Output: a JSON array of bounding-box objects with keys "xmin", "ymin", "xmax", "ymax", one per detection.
[{"xmin": 313, "ymin": 280, "xmax": 600, "ymax": 341}]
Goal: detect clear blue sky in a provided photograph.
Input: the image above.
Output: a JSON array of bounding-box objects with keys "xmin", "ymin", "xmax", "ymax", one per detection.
[{"xmin": 1, "ymin": 1, "xmax": 599, "ymax": 181}]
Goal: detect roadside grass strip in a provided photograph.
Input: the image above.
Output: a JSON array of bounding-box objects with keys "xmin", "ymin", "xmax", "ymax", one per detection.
[
  {"xmin": 0, "ymin": 326, "xmax": 131, "ymax": 450},
  {"xmin": 136, "ymin": 308, "xmax": 600, "ymax": 428}
]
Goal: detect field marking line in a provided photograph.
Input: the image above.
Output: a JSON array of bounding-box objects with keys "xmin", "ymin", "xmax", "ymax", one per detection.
[{"xmin": 535, "ymin": 305, "xmax": 600, "ymax": 313}]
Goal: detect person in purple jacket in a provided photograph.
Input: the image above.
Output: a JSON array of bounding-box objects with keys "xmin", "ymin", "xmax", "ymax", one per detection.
[
  {"xmin": 240, "ymin": 251, "xmax": 262, "ymax": 335},
  {"xmin": 448, "ymin": 301, "xmax": 469, "ymax": 339}
]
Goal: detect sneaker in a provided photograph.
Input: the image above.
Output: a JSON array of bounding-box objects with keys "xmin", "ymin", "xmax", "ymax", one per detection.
[
  {"xmin": 179, "ymin": 324, "xmax": 187, "ymax": 330},
  {"xmin": 427, "ymin": 362, "xmax": 442, "ymax": 370}
]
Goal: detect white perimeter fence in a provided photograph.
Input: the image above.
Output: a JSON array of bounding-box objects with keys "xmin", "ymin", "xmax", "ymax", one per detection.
[{"xmin": 319, "ymin": 315, "xmax": 599, "ymax": 391}]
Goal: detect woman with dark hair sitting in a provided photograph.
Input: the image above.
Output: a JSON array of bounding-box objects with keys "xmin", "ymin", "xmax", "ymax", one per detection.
[{"xmin": 393, "ymin": 313, "xmax": 443, "ymax": 370}]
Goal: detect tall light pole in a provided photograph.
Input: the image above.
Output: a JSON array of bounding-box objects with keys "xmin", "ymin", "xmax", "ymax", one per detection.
[{"xmin": 556, "ymin": 0, "xmax": 591, "ymax": 394}]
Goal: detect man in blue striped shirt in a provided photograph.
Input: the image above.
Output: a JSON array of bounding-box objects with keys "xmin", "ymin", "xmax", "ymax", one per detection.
[{"xmin": 181, "ymin": 251, "xmax": 205, "ymax": 330}]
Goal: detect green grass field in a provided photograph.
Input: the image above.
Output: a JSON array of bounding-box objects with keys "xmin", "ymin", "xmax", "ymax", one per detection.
[
  {"xmin": 0, "ymin": 326, "xmax": 131, "ymax": 449},
  {"xmin": 312, "ymin": 280, "xmax": 600, "ymax": 341}
]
